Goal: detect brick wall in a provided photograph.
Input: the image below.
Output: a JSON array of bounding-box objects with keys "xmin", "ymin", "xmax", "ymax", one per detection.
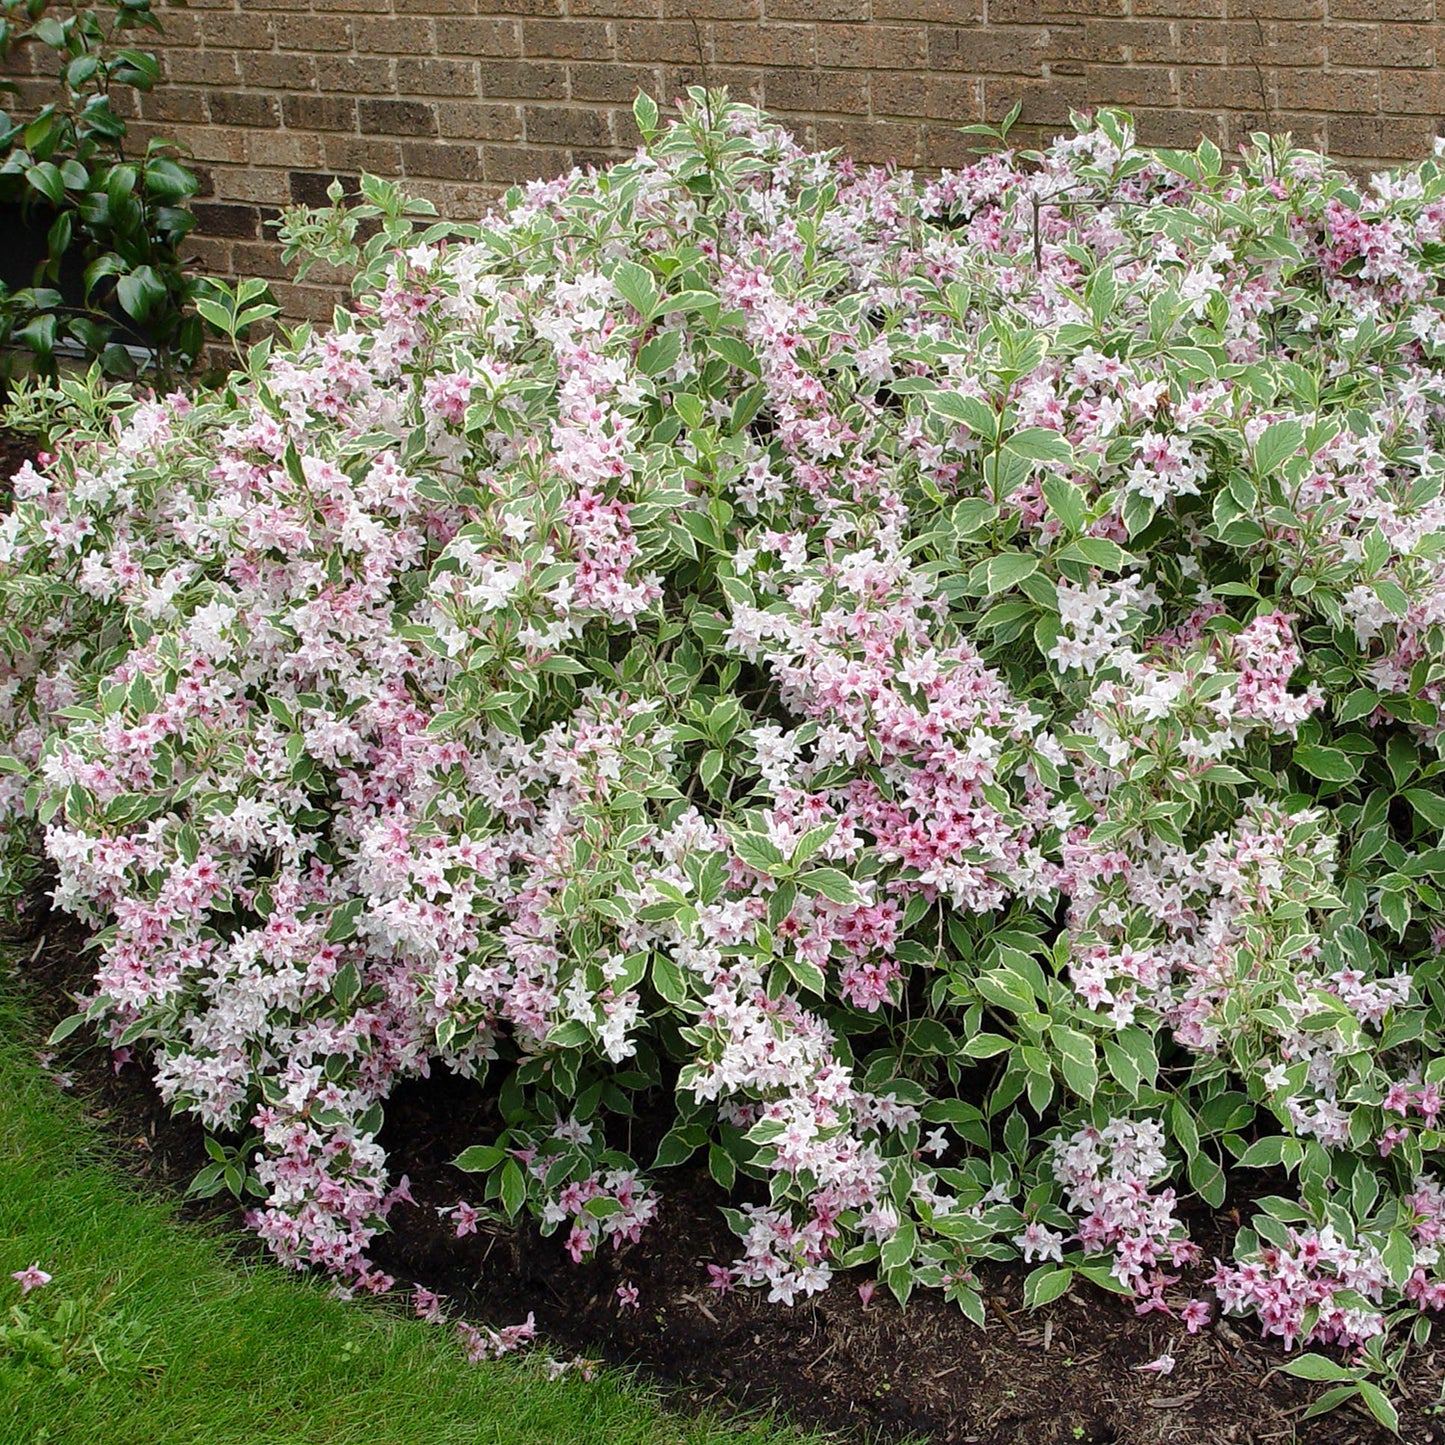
[{"xmin": 5, "ymin": 0, "xmax": 1442, "ymax": 319}]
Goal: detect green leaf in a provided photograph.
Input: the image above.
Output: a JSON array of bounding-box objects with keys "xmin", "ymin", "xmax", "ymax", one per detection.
[
  {"xmin": 144, "ymin": 157, "xmax": 198, "ymax": 200},
  {"xmin": 929, "ymin": 391, "xmax": 997, "ymax": 438},
  {"xmin": 116, "ymin": 264, "xmax": 166, "ymax": 322},
  {"xmin": 708, "ymin": 1143, "xmax": 736, "ymax": 1189},
  {"xmin": 1053, "ymin": 1026, "xmax": 1097, "ymax": 1100},
  {"xmin": 1357, "ymin": 1381, "xmax": 1400, "ymax": 1435},
  {"xmin": 1023, "ymin": 1265, "xmax": 1072, "ymax": 1308},
  {"xmin": 780, "ymin": 951, "xmax": 826, "ymax": 998},
  {"xmin": 1406, "ymin": 787, "xmax": 1445, "ymax": 829},
  {"xmin": 1056, "ymin": 536, "xmax": 1136, "ymax": 571},
  {"xmin": 650, "ymin": 952, "xmax": 688, "ymax": 1008},
  {"xmin": 729, "ymin": 382, "xmax": 766, "ymax": 433},
  {"xmin": 331, "ymin": 962, "xmax": 360, "ymax": 1010},
  {"xmin": 1235, "ymin": 1136, "xmax": 1290, "ymax": 1169},
  {"xmin": 960, "ymin": 1032, "xmax": 1013, "ymax": 1059},
  {"xmin": 951, "ymin": 497, "xmax": 999, "ymax": 537},
  {"xmin": 796, "ymin": 867, "xmax": 862, "ymax": 905},
  {"xmin": 633, "ymin": 90, "xmax": 660, "ymax": 140},
  {"xmin": 499, "ymin": 1158, "xmax": 527, "ymax": 1218},
  {"xmin": 25, "ymin": 160, "xmax": 65, "ymax": 204},
  {"xmin": 1187, "ymin": 1150, "xmax": 1226, "ymax": 1208},
  {"xmin": 1281, "ymin": 1353, "xmax": 1356, "ymax": 1383},
  {"xmin": 659, "ymin": 289, "xmax": 718, "ymax": 318},
  {"xmin": 613, "ymin": 259, "xmax": 659, "ymax": 321},
  {"xmin": 454, "ymin": 1144, "xmax": 505, "ymax": 1173},
  {"xmin": 47, "ymin": 1012, "xmax": 88, "ymax": 1047},
  {"xmin": 1005, "ymin": 428, "xmax": 1073, "ymax": 465},
  {"xmin": 982, "ymin": 552, "xmax": 1039, "ymax": 594},
  {"xmin": 1253, "ymin": 418, "xmax": 1305, "ymax": 477},
  {"xmin": 1382, "ymin": 1230, "xmax": 1415, "ymax": 1289},
  {"xmin": 731, "ymin": 831, "xmax": 787, "ymax": 877},
  {"xmin": 1041, "ymin": 475, "xmax": 1088, "ymax": 534},
  {"xmin": 638, "ymin": 328, "xmax": 683, "ymax": 376},
  {"xmin": 1293, "ymin": 744, "xmax": 1361, "ymax": 783}
]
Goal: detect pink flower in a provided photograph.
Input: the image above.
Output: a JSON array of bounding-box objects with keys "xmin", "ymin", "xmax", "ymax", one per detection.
[
  {"xmin": 451, "ymin": 1201, "xmax": 479, "ymax": 1238},
  {"xmin": 1181, "ymin": 1299, "xmax": 1212, "ymax": 1333},
  {"xmin": 1135, "ymin": 1351, "xmax": 1175, "ymax": 1375},
  {"xmin": 616, "ymin": 1281, "xmax": 639, "ymax": 1310},
  {"xmin": 413, "ymin": 1285, "xmax": 445, "ymax": 1324},
  {"xmin": 857, "ymin": 1280, "xmax": 876, "ymax": 1308},
  {"xmin": 11, "ymin": 1263, "xmax": 51, "ymax": 1295},
  {"xmin": 706, "ymin": 1263, "xmax": 736, "ymax": 1294}
]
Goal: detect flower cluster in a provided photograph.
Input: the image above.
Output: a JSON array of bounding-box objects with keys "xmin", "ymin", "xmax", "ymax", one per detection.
[{"xmin": 6, "ymin": 94, "xmax": 1445, "ymax": 1385}]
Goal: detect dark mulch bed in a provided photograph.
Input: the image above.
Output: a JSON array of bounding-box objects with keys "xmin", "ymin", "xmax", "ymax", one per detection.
[
  {"xmin": 8, "ymin": 899, "xmax": 1444, "ymax": 1445},
  {"xmin": 0, "ymin": 427, "xmax": 38, "ymax": 497}
]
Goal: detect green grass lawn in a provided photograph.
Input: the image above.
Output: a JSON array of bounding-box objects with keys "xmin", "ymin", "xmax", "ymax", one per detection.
[{"xmin": 0, "ymin": 978, "xmax": 814, "ymax": 1445}]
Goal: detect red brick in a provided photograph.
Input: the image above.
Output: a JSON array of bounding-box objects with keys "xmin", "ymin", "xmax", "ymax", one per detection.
[
  {"xmin": 1329, "ymin": 0, "xmax": 1433, "ymax": 17},
  {"xmin": 1089, "ymin": 64, "xmax": 1175, "ymax": 107},
  {"xmin": 872, "ymin": 0, "xmax": 981, "ymax": 18},
  {"xmin": 522, "ymin": 19, "xmax": 613, "ymax": 58},
  {"xmin": 568, "ymin": 62, "xmax": 660, "ymax": 102},
  {"xmin": 401, "ymin": 139, "xmax": 486, "ymax": 179},
  {"xmin": 283, "ymin": 95, "xmax": 359, "ymax": 132},
  {"xmin": 762, "ymin": 68, "xmax": 869, "ymax": 113},
  {"xmin": 665, "ymin": 0, "xmax": 760, "ymax": 15},
  {"xmin": 766, "ymin": 0, "xmax": 864, "ymax": 18},
  {"xmin": 713, "ymin": 22, "xmax": 817, "ymax": 65},
  {"xmin": 143, "ymin": 88, "xmax": 208, "ymax": 124},
  {"xmin": 1133, "ymin": 109, "xmax": 1226, "ymax": 147},
  {"xmin": 359, "ymin": 99, "xmax": 439, "ymax": 135},
  {"xmin": 921, "ymin": 124, "xmax": 986, "ymax": 168},
  {"xmin": 353, "ymin": 16, "xmax": 435, "ymax": 52},
  {"xmin": 241, "ymin": 52, "xmax": 318, "ymax": 90},
  {"xmin": 523, "ymin": 104, "xmax": 615, "ymax": 145},
  {"xmin": 816, "ymin": 23, "xmax": 925, "ymax": 69},
  {"xmin": 317, "ymin": 58, "xmax": 396, "ymax": 94},
  {"xmin": 1330, "ymin": 113, "xmax": 1432, "ymax": 155},
  {"xmin": 478, "ymin": 60, "xmax": 569, "ymax": 98},
  {"xmin": 1327, "ymin": 23, "xmax": 1436, "ymax": 67},
  {"xmin": 928, "ymin": 25, "xmax": 1048, "ymax": 72},
  {"xmin": 273, "ymin": 15, "xmax": 351, "ymax": 50},
  {"xmin": 1379, "ymin": 70, "xmax": 1445, "ymax": 113},
  {"xmin": 323, "ymin": 135, "xmax": 405, "ymax": 173},
  {"xmin": 573, "ymin": 0, "xmax": 662, "ymax": 13},
  {"xmin": 193, "ymin": 202, "xmax": 261, "ymax": 240},
  {"xmin": 200, "ymin": 13, "xmax": 275, "ymax": 49},
  {"xmin": 437, "ymin": 101, "xmax": 525, "ymax": 139},
  {"xmin": 231, "ymin": 239, "xmax": 292, "ymax": 278},
  {"xmin": 182, "ymin": 236, "xmax": 236, "ymax": 277},
  {"xmin": 1274, "ymin": 68, "xmax": 1379, "ymax": 112},
  {"xmin": 396, "ymin": 58, "xmax": 480, "ymax": 95},
  {"xmin": 209, "ymin": 91, "xmax": 282, "ymax": 128},
  {"xmin": 615, "ymin": 21, "xmax": 709, "ymax": 61},
  {"xmin": 872, "ymin": 71, "xmax": 983, "ymax": 120},
  {"xmin": 812, "ymin": 117, "xmax": 922, "ymax": 164},
  {"xmin": 1132, "ymin": 0, "xmax": 1223, "ymax": 13},
  {"xmin": 1226, "ymin": 21, "xmax": 1325, "ymax": 66},
  {"xmin": 984, "ymin": 76, "xmax": 1088, "ymax": 124},
  {"xmin": 162, "ymin": 50, "xmax": 242, "ymax": 86},
  {"xmin": 435, "ymin": 18, "xmax": 523, "ymax": 53},
  {"xmin": 246, "ymin": 130, "xmax": 327, "ymax": 167}
]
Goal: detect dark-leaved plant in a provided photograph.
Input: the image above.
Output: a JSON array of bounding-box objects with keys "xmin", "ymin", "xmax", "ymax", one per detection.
[{"xmin": 0, "ymin": 0, "xmax": 203, "ymax": 383}]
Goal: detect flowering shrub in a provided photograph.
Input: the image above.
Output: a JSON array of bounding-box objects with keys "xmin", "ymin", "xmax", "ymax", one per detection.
[{"xmin": 7, "ymin": 93, "xmax": 1445, "ymax": 1399}]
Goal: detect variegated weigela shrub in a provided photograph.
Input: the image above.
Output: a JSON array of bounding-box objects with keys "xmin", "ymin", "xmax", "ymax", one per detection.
[{"xmin": 7, "ymin": 93, "xmax": 1445, "ymax": 1408}]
